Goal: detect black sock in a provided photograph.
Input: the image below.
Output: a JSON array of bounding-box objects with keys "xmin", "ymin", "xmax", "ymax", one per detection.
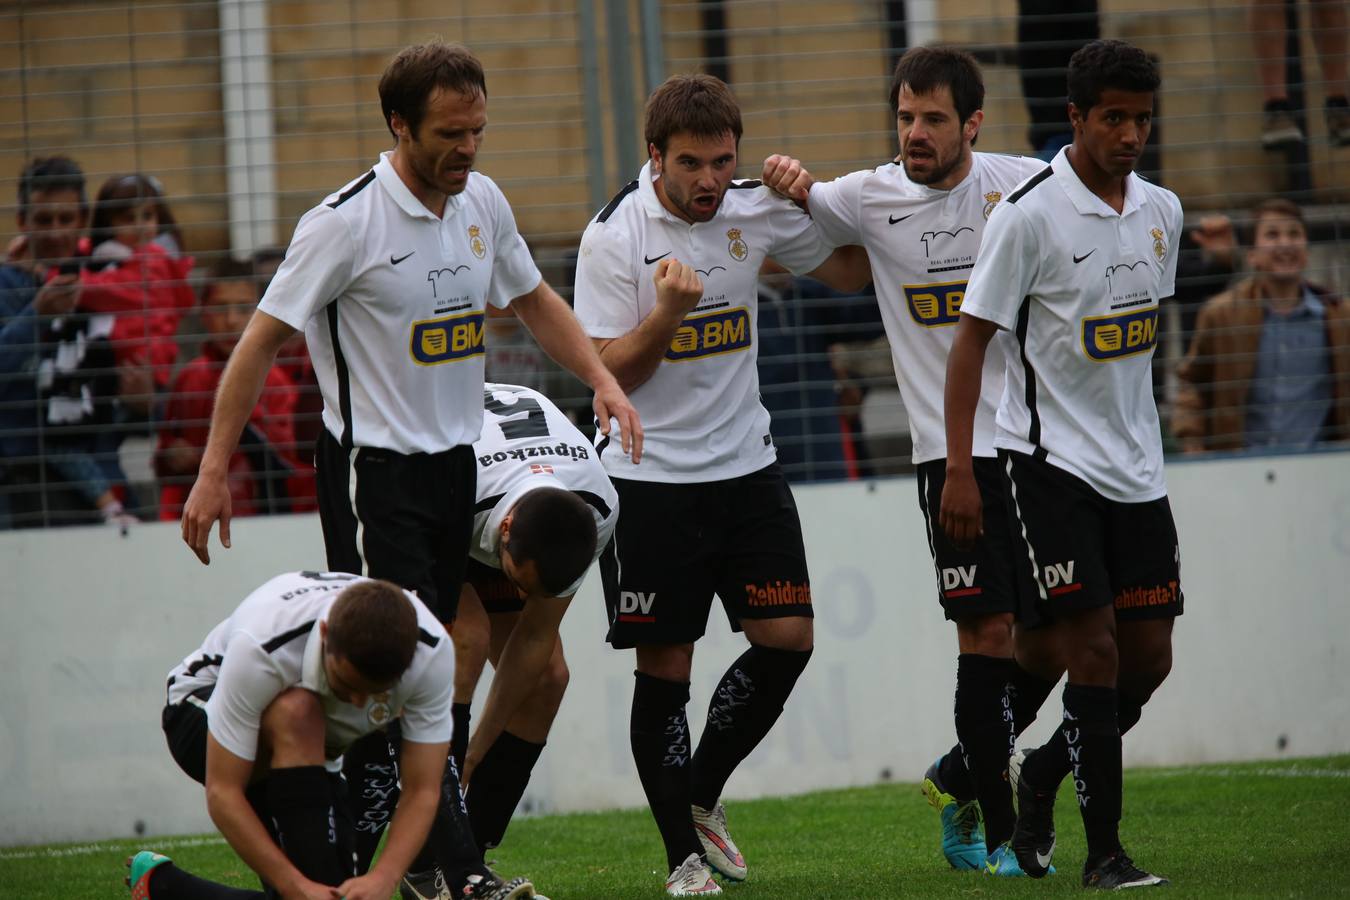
[
  {"xmin": 631, "ymin": 670, "xmax": 701, "ymax": 872},
  {"xmin": 936, "ymin": 744, "xmax": 975, "ymax": 802},
  {"xmin": 689, "ymin": 645, "xmax": 812, "ymax": 810},
  {"xmin": 451, "ymin": 702, "xmax": 471, "ymax": 771},
  {"xmin": 423, "ymin": 752, "xmax": 491, "ymax": 893},
  {"xmin": 1117, "ymin": 691, "xmax": 1145, "ymax": 736},
  {"xmin": 953, "ymin": 654, "xmax": 1018, "ymax": 849},
  {"xmin": 341, "ymin": 730, "xmax": 400, "ymax": 874},
  {"xmin": 466, "ymin": 731, "xmax": 545, "ymax": 849},
  {"xmin": 1007, "ymin": 664, "xmax": 1057, "ymax": 739},
  {"xmin": 144, "ymin": 863, "xmax": 263, "ymax": 900},
  {"xmin": 265, "ymin": 766, "xmax": 350, "ymax": 886},
  {"xmin": 1061, "ymin": 683, "xmax": 1123, "ymax": 860},
  {"xmin": 1023, "ymin": 687, "xmax": 1145, "ymax": 789}
]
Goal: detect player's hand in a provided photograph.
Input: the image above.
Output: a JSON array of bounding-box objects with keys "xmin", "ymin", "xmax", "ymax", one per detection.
[
  {"xmin": 181, "ymin": 468, "xmax": 232, "ymax": 565},
  {"xmin": 761, "ymin": 154, "xmax": 815, "ymax": 204},
  {"xmin": 33, "ymin": 274, "xmax": 80, "ymax": 317},
  {"xmin": 333, "ymin": 870, "xmax": 396, "ymax": 900},
  {"xmin": 939, "ymin": 467, "xmax": 983, "ymax": 550},
  {"xmin": 593, "ymin": 376, "xmax": 643, "ymax": 463},
  {"xmin": 652, "ymin": 257, "xmax": 703, "ymax": 317}
]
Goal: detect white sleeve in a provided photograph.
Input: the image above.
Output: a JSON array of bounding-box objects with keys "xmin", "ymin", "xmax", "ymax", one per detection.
[
  {"xmin": 257, "ymin": 205, "xmax": 356, "ymax": 330},
  {"xmin": 806, "ymin": 170, "xmax": 867, "ymax": 246},
  {"xmin": 1158, "ymin": 194, "xmax": 1183, "ymax": 299},
  {"xmin": 959, "ymin": 202, "xmax": 1041, "ymax": 331},
  {"xmin": 765, "ymin": 193, "xmax": 833, "ymax": 275},
  {"xmin": 573, "ymin": 221, "xmax": 641, "ymax": 339},
  {"xmin": 206, "ymin": 634, "xmax": 287, "ymax": 761},
  {"xmin": 399, "ymin": 643, "xmax": 454, "ymax": 745},
  {"xmin": 485, "ymin": 180, "xmax": 544, "ymax": 308}
]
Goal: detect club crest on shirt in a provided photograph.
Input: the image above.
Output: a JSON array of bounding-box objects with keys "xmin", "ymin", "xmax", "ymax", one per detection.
[
  {"xmin": 468, "ymin": 224, "xmax": 487, "ymax": 259},
  {"xmin": 727, "ymin": 228, "xmax": 748, "ymax": 261},
  {"xmin": 1150, "ymin": 227, "xmax": 1167, "ymax": 262},
  {"xmin": 983, "ymin": 191, "xmax": 1002, "ymax": 219},
  {"xmin": 367, "ymin": 692, "xmax": 393, "ymax": 726}
]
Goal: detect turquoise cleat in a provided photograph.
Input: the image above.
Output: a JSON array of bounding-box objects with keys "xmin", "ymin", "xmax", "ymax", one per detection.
[
  {"xmin": 125, "ymin": 851, "xmax": 171, "ymax": 899},
  {"xmin": 921, "ymin": 758, "xmax": 986, "ymax": 870},
  {"xmin": 985, "ymin": 841, "xmax": 1056, "ymax": 876}
]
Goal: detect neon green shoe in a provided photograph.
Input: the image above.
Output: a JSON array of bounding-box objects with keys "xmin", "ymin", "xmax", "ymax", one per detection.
[
  {"xmin": 985, "ymin": 840, "xmax": 1056, "ymax": 876},
  {"xmin": 125, "ymin": 851, "xmax": 171, "ymax": 899},
  {"xmin": 921, "ymin": 758, "xmax": 986, "ymax": 869}
]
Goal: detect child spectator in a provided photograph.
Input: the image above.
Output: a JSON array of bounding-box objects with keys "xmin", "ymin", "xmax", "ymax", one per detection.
[{"xmin": 155, "ymin": 258, "xmax": 299, "ymax": 521}]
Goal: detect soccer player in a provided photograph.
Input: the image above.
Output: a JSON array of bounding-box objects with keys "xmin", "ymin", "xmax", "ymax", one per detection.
[
  {"xmin": 573, "ymin": 74, "xmax": 866, "ymax": 896},
  {"xmin": 760, "ymin": 46, "xmax": 1058, "ymax": 876},
  {"xmin": 390, "ymin": 383, "xmax": 615, "ymax": 894},
  {"xmin": 941, "ymin": 39, "xmax": 1182, "ymax": 889},
  {"xmin": 178, "ymin": 41, "xmax": 636, "ymax": 899},
  {"xmin": 126, "ymin": 572, "xmax": 452, "ymax": 900}
]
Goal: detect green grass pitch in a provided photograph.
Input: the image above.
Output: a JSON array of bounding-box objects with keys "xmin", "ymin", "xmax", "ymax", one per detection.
[{"xmin": 3, "ymin": 756, "xmax": 1347, "ymax": 898}]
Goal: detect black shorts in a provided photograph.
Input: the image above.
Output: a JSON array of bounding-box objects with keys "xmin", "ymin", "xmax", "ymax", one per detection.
[
  {"xmin": 600, "ymin": 463, "xmax": 813, "ymax": 649},
  {"xmin": 1000, "ymin": 450, "xmax": 1184, "ymax": 627},
  {"xmin": 917, "ymin": 458, "xmax": 1019, "ymax": 621},
  {"xmin": 465, "ymin": 558, "xmax": 524, "ymax": 614},
  {"xmin": 317, "ymin": 430, "xmax": 476, "ymax": 621}
]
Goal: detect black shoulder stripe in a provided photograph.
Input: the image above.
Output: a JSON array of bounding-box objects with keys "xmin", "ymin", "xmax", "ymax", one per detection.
[
  {"xmin": 597, "ymin": 180, "xmax": 639, "ymax": 223},
  {"xmin": 262, "ymin": 619, "xmax": 316, "ymax": 653},
  {"xmin": 476, "ymin": 493, "xmax": 506, "ymax": 514},
  {"xmin": 573, "ymin": 490, "xmax": 612, "ymax": 519},
  {"xmin": 327, "ymin": 170, "xmax": 376, "ymax": 209},
  {"xmin": 417, "ymin": 627, "xmax": 441, "ymax": 648},
  {"xmin": 729, "ymin": 179, "xmax": 763, "ymax": 189},
  {"xmin": 1007, "ymin": 167, "xmax": 1053, "ymax": 204}
]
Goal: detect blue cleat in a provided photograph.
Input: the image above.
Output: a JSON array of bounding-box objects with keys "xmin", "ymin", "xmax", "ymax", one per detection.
[
  {"xmin": 125, "ymin": 851, "xmax": 171, "ymax": 899},
  {"xmin": 985, "ymin": 841, "xmax": 1056, "ymax": 876},
  {"xmin": 921, "ymin": 757, "xmax": 986, "ymax": 870}
]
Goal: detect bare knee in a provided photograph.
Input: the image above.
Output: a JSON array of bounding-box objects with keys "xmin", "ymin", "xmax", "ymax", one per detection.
[
  {"xmin": 260, "ymin": 688, "xmax": 325, "ymax": 767},
  {"xmin": 636, "ymin": 643, "xmax": 695, "ymax": 682},
  {"xmin": 1118, "ymin": 620, "xmax": 1174, "ymax": 701},
  {"xmin": 954, "ymin": 612, "xmax": 1014, "ymax": 656},
  {"xmin": 741, "ymin": 616, "xmax": 813, "ymax": 652}
]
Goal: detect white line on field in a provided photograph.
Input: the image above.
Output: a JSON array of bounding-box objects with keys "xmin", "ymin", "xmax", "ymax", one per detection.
[
  {"xmin": 1146, "ymin": 766, "xmax": 1350, "ymax": 779},
  {"xmin": 0, "ymin": 834, "xmax": 226, "ymax": 861}
]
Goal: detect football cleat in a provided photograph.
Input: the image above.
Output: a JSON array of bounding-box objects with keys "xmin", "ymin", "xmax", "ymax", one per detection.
[
  {"xmin": 984, "ymin": 840, "xmax": 1055, "ymax": 876},
  {"xmin": 462, "ymin": 873, "xmax": 535, "ymax": 899},
  {"xmin": 665, "ymin": 853, "xmax": 722, "ymax": 896},
  {"xmin": 1083, "ymin": 849, "xmax": 1169, "ymax": 889},
  {"xmin": 921, "ymin": 757, "xmax": 987, "ymax": 869},
  {"xmin": 401, "ymin": 867, "xmax": 451, "ymax": 900},
  {"xmin": 1008, "ymin": 748, "xmax": 1057, "ymax": 879},
  {"xmin": 691, "ymin": 802, "xmax": 747, "ymax": 881},
  {"xmin": 125, "ymin": 851, "xmax": 171, "ymax": 900}
]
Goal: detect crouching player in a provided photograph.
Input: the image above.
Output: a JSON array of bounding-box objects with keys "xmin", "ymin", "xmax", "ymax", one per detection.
[{"xmin": 127, "ymin": 572, "xmax": 453, "ymax": 900}]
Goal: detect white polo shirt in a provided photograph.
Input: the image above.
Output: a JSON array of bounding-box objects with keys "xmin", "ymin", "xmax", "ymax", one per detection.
[
  {"xmin": 166, "ymin": 571, "xmax": 454, "ymax": 772},
  {"xmin": 807, "ymin": 152, "xmax": 1045, "ymax": 464},
  {"xmin": 471, "ymin": 383, "xmax": 619, "ymax": 596},
  {"xmin": 259, "ymin": 152, "xmax": 542, "ymax": 454},
  {"xmin": 574, "ymin": 161, "xmax": 832, "ymax": 482},
  {"xmin": 960, "ymin": 146, "xmax": 1183, "ymax": 502}
]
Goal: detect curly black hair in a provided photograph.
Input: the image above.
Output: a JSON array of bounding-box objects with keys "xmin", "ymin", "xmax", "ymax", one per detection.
[{"xmin": 1067, "ymin": 39, "xmax": 1159, "ymax": 114}]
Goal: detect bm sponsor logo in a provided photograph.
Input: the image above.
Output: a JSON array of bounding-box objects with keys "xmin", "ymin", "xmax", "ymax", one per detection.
[
  {"xmin": 410, "ymin": 311, "xmax": 485, "ymax": 365},
  {"xmin": 665, "ymin": 306, "xmax": 752, "ymax": 361},
  {"xmin": 904, "ymin": 280, "xmax": 966, "ymax": 328},
  {"xmin": 1081, "ymin": 307, "xmax": 1158, "ymax": 361}
]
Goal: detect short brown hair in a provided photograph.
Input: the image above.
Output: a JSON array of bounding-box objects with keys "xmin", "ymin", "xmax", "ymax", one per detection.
[
  {"xmin": 379, "ymin": 41, "xmax": 487, "ymax": 139},
  {"xmin": 889, "ymin": 46, "xmax": 985, "ymax": 125},
  {"xmin": 1250, "ymin": 197, "xmax": 1306, "ymax": 236},
  {"xmin": 644, "ymin": 74, "xmax": 743, "ymax": 157},
  {"xmin": 504, "ymin": 487, "xmax": 598, "ymax": 596},
  {"xmin": 202, "ymin": 256, "xmax": 258, "ymax": 305},
  {"xmin": 326, "ymin": 579, "xmax": 419, "ymax": 684}
]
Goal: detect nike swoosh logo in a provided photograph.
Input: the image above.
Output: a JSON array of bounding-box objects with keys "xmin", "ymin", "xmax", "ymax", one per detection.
[
  {"xmin": 1036, "ymin": 849, "xmax": 1054, "ymax": 868},
  {"xmin": 1072, "ymin": 249, "xmax": 1096, "ymax": 264},
  {"xmin": 889, "ymin": 213, "xmax": 914, "ymax": 224},
  {"xmin": 391, "ymin": 251, "xmax": 415, "ymax": 265},
  {"xmin": 644, "ymin": 252, "xmax": 672, "ymax": 265}
]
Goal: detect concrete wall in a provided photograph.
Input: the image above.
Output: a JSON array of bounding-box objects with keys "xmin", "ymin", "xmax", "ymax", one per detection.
[{"xmin": 1, "ymin": 450, "xmax": 1347, "ymax": 845}]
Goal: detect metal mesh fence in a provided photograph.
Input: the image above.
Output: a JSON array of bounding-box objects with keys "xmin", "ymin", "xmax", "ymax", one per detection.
[{"xmin": 0, "ymin": 0, "xmax": 1345, "ymax": 528}]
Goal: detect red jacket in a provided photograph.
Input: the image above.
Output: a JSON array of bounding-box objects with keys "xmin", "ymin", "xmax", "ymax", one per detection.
[
  {"xmin": 79, "ymin": 244, "xmax": 194, "ymax": 388},
  {"xmin": 156, "ymin": 342, "xmax": 300, "ymax": 520}
]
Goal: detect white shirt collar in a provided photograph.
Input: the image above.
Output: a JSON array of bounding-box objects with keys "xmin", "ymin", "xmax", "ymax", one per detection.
[
  {"xmin": 1050, "ymin": 145, "xmax": 1145, "ymax": 218},
  {"xmin": 299, "ymin": 619, "xmax": 329, "ymax": 695},
  {"xmin": 374, "ymin": 151, "xmax": 467, "ymax": 223}
]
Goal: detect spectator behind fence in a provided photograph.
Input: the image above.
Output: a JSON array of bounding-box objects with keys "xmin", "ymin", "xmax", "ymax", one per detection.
[
  {"xmin": 156, "ymin": 258, "xmax": 300, "ymax": 521},
  {"xmin": 1174, "ymin": 198, "xmax": 1350, "ymax": 453},
  {"xmin": 1252, "ymin": 0, "xmax": 1350, "ymax": 148},
  {"xmin": 81, "ymin": 174, "xmax": 194, "ymax": 408}
]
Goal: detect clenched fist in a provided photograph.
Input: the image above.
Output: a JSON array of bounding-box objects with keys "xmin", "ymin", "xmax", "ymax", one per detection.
[{"xmin": 653, "ymin": 257, "xmax": 703, "ymax": 316}]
